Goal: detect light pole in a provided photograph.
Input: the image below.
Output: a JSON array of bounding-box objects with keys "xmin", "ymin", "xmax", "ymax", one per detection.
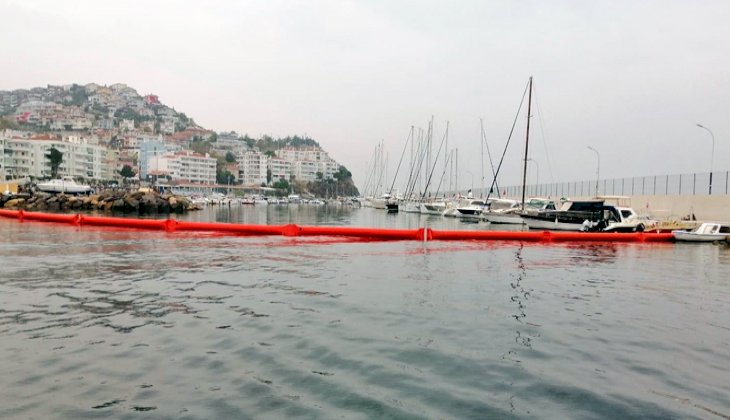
[
  {"xmin": 587, "ymin": 146, "xmax": 600, "ymax": 197},
  {"xmin": 696, "ymin": 123, "xmax": 715, "ymax": 195}
]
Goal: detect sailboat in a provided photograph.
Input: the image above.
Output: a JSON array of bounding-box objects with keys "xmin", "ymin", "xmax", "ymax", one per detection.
[{"xmin": 482, "ymin": 76, "xmax": 535, "ymax": 224}]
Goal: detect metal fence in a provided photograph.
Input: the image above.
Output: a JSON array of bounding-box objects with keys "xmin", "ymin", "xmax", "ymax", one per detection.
[{"xmin": 499, "ymin": 171, "xmax": 730, "ymax": 198}]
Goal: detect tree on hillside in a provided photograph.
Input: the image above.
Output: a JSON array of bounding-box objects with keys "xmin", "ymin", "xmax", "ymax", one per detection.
[
  {"xmin": 119, "ymin": 165, "xmax": 136, "ymax": 179},
  {"xmin": 225, "ymin": 151, "xmax": 237, "ymax": 163},
  {"xmin": 333, "ymin": 165, "xmax": 353, "ymax": 181},
  {"xmin": 217, "ymin": 167, "xmax": 234, "ymax": 185},
  {"xmin": 46, "ymin": 147, "xmax": 63, "ymax": 178},
  {"xmin": 273, "ymin": 179, "xmax": 289, "ymax": 191}
]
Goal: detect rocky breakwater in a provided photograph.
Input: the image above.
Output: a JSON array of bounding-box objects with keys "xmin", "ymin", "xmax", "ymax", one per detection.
[{"xmin": 1, "ymin": 190, "xmax": 201, "ymax": 213}]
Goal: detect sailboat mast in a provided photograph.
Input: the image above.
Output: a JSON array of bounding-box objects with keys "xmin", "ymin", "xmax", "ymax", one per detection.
[
  {"xmin": 521, "ymin": 76, "xmax": 533, "ymax": 210},
  {"xmin": 480, "ymin": 119, "xmax": 484, "ymax": 198}
]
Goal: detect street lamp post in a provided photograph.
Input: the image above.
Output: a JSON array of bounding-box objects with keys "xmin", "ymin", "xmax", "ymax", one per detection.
[
  {"xmin": 587, "ymin": 146, "xmax": 600, "ymax": 197},
  {"xmin": 696, "ymin": 123, "xmax": 715, "ymax": 195}
]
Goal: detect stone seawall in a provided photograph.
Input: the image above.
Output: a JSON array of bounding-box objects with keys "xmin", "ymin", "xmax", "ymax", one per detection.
[{"xmin": 1, "ymin": 190, "xmax": 200, "ymax": 213}]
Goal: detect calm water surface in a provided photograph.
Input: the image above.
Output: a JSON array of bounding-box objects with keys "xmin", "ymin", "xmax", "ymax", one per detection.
[{"xmin": 1, "ymin": 206, "xmax": 729, "ymax": 419}]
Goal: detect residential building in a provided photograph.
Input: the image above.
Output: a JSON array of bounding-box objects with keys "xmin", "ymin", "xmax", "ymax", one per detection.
[
  {"xmin": 291, "ymin": 160, "xmax": 320, "ymax": 183},
  {"xmin": 120, "ymin": 119, "xmax": 135, "ymax": 131},
  {"xmin": 276, "ymin": 147, "xmax": 331, "ymax": 163},
  {"xmin": 139, "ymin": 139, "xmax": 167, "ymax": 180},
  {"xmin": 166, "ymin": 150, "xmax": 216, "ymax": 184},
  {"xmin": 0, "ymin": 131, "xmax": 114, "ymax": 180},
  {"xmin": 267, "ymin": 157, "xmax": 291, "ymax": 184},
  {"xmin": 216, "ymin": 131, "xmax": 247, "ymax": 149},
  {"xmin": 160, "ymin": 118, "xmax": 175, "ymax": 134},
  {"xmin": 238, "ymin": 150, "xmax": 267, "ymax": 186}
]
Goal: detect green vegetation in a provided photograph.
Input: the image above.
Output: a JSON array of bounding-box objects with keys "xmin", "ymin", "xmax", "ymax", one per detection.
[
  {"xmin": 255, "ymin": 135, "xmax": 320, "ymax": 154},
  {"xmin": 0, "ymin": 117, "xmax": 19, "ymax": 130},
  {"xmin": 273, "ymin": 178, "xmax": 290, "ymax": 191},
  {"xmin": 225, "ymin": 151, "xmax": 237, "ymax": 163},
  {"xmin": 305, "ymin": 165, "xmax": 359, "ymax": 197},
  {"xmin": 119, "ymin": 164, "xmax": 136, "ymax": 179},
  {"xmin": 190, "ymin": 140, "xmax": 213, "ymax": 156},
  {"xmin": 46, "ymin": 147, "xmax": 63, "ymax": 178},
  {"xmin": 67, "ymin": 84, "xmax": 88, "ymax": 106},
  {"xmin": 216, "ymin": 167, "xmax": 235, "ymax": 185}
]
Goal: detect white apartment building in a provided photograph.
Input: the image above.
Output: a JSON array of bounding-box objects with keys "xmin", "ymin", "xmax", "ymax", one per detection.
[
  {"xmin": 0, "ymin": 132, "xmax": 114, "ymax": 180},
  {"xmin": 276, "ymin": 147, "xmax": 331, "ymax": 163},
  {"xmin": 275, "ymin": 146, "xmax": 340, "ymax": 182},
  {"xmin": 238, "ymin": 150, "xmax": 267, "ymax": 186},
  {"xmin": 267, "ymin": 157, "xmax": 291, "ymax": 183},
  {"xmin": 166, "ymin": 150, "xmax": 216, "ymax": 184},
  {"xmin": 216, "ymin": 132, "xmax": 246, "ymax": 149},
  {"xmin": 291, "ymin": 160, "xmax": 320, "ymax": 182},
  {"xmin": 319, "ymin": 159, "xmax": 340, "ymax": 180}
]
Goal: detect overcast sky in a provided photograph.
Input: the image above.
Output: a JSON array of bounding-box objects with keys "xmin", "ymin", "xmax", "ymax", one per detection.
[{"xmin": 2, "ymin": 0, "xmax": 729, "ymax": 192}]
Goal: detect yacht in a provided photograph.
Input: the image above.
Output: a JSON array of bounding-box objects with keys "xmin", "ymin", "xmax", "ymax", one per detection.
[
  {"xmin": 36, "ymin": 176, "xmax": 92, "ymax": 194},
  {"xmin": 522, "ymin": 199, "xmax": 607, "ymax": 231},
  {"xmin": 456, "ymin": 199, "xmax": 487, "ymax": 219}
]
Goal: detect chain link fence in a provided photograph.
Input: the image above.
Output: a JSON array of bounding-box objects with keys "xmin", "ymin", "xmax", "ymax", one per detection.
[{"xmin": 499, "ymin": 171, "xmax": 730, "ymax": 198}]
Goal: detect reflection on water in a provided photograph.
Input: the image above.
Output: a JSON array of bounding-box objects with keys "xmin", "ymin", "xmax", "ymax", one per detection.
[{"xmin": 0, "ymin": 207, "xmax": 729, "ymax": 419}]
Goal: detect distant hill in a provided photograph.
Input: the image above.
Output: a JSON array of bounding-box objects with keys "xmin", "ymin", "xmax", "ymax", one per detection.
[{"xmin": 0, "ymin": 82, "xmax": 197, "ymax": 133}]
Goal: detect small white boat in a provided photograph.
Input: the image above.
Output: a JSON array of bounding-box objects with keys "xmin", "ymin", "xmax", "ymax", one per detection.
[
  {"xmin": 420, "ymin": 200, "xmax": 447, "ymax": 215},
  {"xmin": 456, "ymin": 199, "xmax": 487, "ymax": 219},
  {"xmin": 481, "ymin": 198, "xmax": 521, "ymax": 224},
  {"xmin": 36, "ymin": 176, "xmax": 92, "ymax": 194},
  {"xmin": 399, "ymin": 201, "xmax": 422, "ymax": 213},
  {"xmin": 673, "ymin": 222, "xmax": 730, "ymax": 242}
]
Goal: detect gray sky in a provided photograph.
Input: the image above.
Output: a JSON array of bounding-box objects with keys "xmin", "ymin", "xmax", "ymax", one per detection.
[{"xmin": 2, "ymin": 0, "xmax": 729, "ymax": 191}]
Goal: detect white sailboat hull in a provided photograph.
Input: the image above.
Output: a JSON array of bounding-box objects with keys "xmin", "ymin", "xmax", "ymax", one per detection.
[{"xmin": 482, "ymin": 212, "xmax": 525, "ymax": 224}]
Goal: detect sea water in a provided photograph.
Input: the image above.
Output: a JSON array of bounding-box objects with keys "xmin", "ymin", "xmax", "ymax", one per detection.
[{"xmin": 1, "ymin": 206, "xmax": 728, "ymax": 419}]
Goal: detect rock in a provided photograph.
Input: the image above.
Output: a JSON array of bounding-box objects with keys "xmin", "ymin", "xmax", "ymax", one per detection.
[
  {"xmin": 3, "ymin": 198, "xmax": 25, "ymax": 208},
  {"xmin": 113, "ymin": 199, "xmax": 125, "ymax": 211},
  {"xmin": 123, "ymin": 196, "xmax": 139, "ymax": 210}
]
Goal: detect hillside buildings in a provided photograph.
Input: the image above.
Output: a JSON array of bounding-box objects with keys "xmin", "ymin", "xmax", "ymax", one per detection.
[
  {"xmin": 1, "ymin": 84, "xmax": 347, "ymax": 189},
  {"xmin": 0, "ymin": 131, "xmax": 113, "ymax": 180}
]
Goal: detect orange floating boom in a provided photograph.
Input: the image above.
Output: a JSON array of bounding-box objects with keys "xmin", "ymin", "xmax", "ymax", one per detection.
[{"xmin": 0, "ymin": 210, "xmax": 674, "ymax": 243}]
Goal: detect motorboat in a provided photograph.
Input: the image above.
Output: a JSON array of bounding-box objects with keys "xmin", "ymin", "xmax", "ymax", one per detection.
[
  {"xmin": 36, "ymin": 176, "xmax": 92, "ymax": 194},
  {"xmin": 523, "ymin": 199, "xmax": 649, "ymax": 232},
  {"xmin": 673, "ymin": 222, "xmax": 730, "ymax": 242},
  {"xmin": 601, "ymin": 207, "xmax": 656, "ymax": 232},
  {"xmin": 443, "ymin": 198, "xmax": 471, "ymax": 217},
  {"xmin": 522, "ymin": 199, "xmax": 606, "ymax": 231},
  {"xmin": 241, "ymin": 196, "xmax": 256, "ymax": 205},
  {"xmin": 456, "ymin": 199, "xmax": 487, "ymax": 219}
]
